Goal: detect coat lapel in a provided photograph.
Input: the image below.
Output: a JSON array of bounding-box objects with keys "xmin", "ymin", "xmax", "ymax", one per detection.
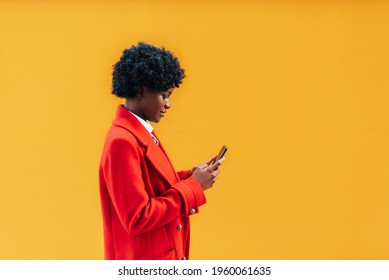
[
  {"xmin": 112, "ymin": 105, "xmax": 178, "ymax": 186},
  {"xmin": 145, "ymin": 140, "xmax": 179, "ymax": 185}
]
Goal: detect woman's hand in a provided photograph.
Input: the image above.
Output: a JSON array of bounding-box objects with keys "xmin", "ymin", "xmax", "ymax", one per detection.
[
  {"xmin": 188, "ymin": 155, "xmax": 217, "ymax": 177},
  {"xmin": 191, "ymin": 157, "xmax": 225, "ymax": 191}
]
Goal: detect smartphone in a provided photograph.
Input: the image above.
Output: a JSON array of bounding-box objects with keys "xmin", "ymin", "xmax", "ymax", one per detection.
[{"xmin": 211, "ymin": 145, "xmax": 228, "ymax": 165}]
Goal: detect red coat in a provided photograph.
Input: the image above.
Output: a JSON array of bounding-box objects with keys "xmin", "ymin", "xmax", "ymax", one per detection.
[{"xmin": 99, "ymin": 105, "xmax": 206, "ymax": 260}]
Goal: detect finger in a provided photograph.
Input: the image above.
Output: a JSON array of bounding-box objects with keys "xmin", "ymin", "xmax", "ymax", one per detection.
[
  {"xmin": 205, "ymin": 154, "xmax": 218, "ymax": 166},
  {"xmin": 198, "ymin": 163, "xmax": 209, "ymax": 169},
  {"xmin": 212, "ymin": 169, "xmax": 220, "ymax": 176},
  {"xmin": 207, "ymin": 157, "xmax": 225, "ymax": 171}
]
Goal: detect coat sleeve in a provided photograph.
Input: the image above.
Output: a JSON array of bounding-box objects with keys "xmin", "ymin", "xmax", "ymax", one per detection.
[
  {"xmin": 177, "ymin": 170, "xmax": 191, "ymax": 180},
  {"xmin": 102, "ymin": 137, "xmax": 206, "ymax": 236}
]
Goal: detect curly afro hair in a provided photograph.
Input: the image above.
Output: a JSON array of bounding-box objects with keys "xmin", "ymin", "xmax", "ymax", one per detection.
[{"xmin": 112, "ymin": 42, "xmax": 185, "ymax": 98}]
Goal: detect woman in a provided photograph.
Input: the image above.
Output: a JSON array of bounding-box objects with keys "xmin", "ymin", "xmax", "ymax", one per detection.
[{"xmin": 99, "ymin": 42, "xmax": 224, "ymax": 260}]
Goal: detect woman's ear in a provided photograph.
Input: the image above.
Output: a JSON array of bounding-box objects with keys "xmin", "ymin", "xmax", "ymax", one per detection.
[{"xmin": 136, "ymin": 87, "xmax": 145, "ymax": 99}]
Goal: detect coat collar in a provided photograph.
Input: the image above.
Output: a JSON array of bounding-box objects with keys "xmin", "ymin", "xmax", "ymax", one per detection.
[
  {"xmin": 112, "ymin": 105, "xmax": 179, "ymax": 185},
  {"xmin": 112, "ymin": 105, "xmax": 153, "ymax": 147}
]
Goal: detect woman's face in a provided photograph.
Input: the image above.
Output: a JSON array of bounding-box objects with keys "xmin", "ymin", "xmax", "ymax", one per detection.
[{"xmin": 139, "ymin": 87, "xmax": 173, "ymax": 123}]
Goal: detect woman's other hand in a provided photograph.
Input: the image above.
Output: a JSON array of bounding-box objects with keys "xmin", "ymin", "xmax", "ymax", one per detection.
[
  {"xmin": 191, "ymin": 157, "xmax": 225, "ymax": 191},
  {"xmin": 188, "ymin": 155, "xmax": 217, "ymax": 176}
]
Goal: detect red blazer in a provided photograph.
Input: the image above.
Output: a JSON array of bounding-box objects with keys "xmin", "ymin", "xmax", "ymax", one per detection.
[{"xmin": 99, "ymin": 105, "xmax": 206, "ymax": 260}]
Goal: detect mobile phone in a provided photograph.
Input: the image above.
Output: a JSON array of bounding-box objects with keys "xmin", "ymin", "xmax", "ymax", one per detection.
[{"xmin": 211, "ymin": 145, "xmax": 228, "ymax": 165}]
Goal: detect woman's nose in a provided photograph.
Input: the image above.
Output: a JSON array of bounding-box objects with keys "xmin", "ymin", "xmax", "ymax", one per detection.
[{"xmin": 165, "ymin": 98, "xmax": 171, "ymax": 109}]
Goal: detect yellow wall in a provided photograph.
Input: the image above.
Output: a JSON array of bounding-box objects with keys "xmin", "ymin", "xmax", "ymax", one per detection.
[{"xmin": 0, "ymin": 0, "xmax": 388, "ymax": 259}]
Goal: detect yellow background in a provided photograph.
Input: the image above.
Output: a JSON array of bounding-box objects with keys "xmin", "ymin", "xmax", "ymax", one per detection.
[{"xmin": 0, "ymin": 0, "xmax": 388, "ymax": 259}]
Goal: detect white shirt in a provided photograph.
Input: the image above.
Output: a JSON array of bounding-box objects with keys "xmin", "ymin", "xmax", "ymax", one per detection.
[{"xmin": 128, "ymin": 110, "xmax": 158, "ymax": 144}]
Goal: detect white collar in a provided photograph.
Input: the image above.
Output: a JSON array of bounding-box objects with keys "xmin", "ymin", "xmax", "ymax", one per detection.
[{"xmin": 127, "ymin": 110, "xmax": 154, "ymax": 134}]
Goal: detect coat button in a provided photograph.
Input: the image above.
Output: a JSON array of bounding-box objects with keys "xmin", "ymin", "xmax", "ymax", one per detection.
[
  {"xmin": 189, "ymin": 208, "xmax": 196, "ymax": 215},
  {"xmin": 177, "ymin": 224, "xmax": 182, "ymax": 230},
  {"xmin": 182, "ymin": 257, "xmax": 187, "ymax": 260}
]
